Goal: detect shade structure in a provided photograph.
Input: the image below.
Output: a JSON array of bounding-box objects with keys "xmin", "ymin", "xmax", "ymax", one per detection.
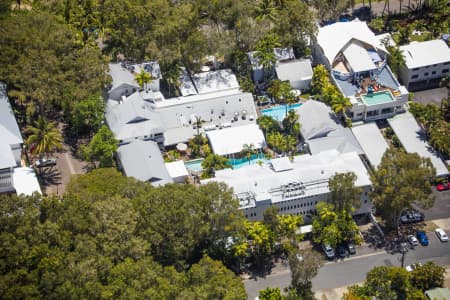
[{"xmin": 176, "ymin": 143, "xmax": 188, "ymax": 152}]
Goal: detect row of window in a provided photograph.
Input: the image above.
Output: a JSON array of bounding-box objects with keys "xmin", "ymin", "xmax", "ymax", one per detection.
[
  {"xmin": 245, "ymin": 209, "xmax": 316, "ymax": 219},
  {"xmin": 411, "ymin": 69, "xmax": 448, "ymax": 79}
]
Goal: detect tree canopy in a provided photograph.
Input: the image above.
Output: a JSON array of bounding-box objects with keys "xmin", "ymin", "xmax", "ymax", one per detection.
[
  {"xmin": 0, "ymin": 169, "xmax": 247, "ymax": 299},
  {"xmin": 370, "ymin": 148, "xmax": 435, "ymax": 230}
]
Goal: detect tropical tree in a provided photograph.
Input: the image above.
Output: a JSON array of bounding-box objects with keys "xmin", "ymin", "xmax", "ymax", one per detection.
[
  {"xmin": 245, "ymin": 220, "xmax": 273, "ymax": 269},
  {"xmin": 25, "ymin": 116, "xmax": 63, "ymax": 157},
  {"xmin": 328, "ymin": 172, "xmax": 362, "ymax": 213},
  {"xmin": 134, "ymin": 68, "xmax": 152, "ymax": 90},
  {"xmin": 81, "ymin": 125, "xmax": 118, "ymax": 168},
  {"xmin": 259, "ymin": 287, "xmax": 284, "ymax": 300},
  {"xmin": 331, "ymin": 95, "xmax": 352, "ymax": 120},
  {"xmin": 201, "ymin": 154, "xmax": 231, "ymax": 178},
  {"xmin": 161, "ymin": 61, "xmax": 182, "ymax": 97},
  {"xmin": 266, "ymin": 132, "xmax": 285, "ymax": 154},
  {"xmin": 410, "ymin": 262, "xmax": 445, "ymax": 291},
  {"xmin": 311, "ymin": 64, "xmax": 331, "ymax": 95},
  {"xmin": 282, "ymin": 110, "xmax": 300, "ymax": 137},
  {"xmin": 69, "ymin": 93, "xmax": 104, "ymax": 136},
  {"xmin": 387, "ymin": 46, "xmax": 406, "ymax": 77},
  {"xmin": 288, "ymin": 249, "xmax": 322, "ymax": 300},
  {"xmin": 241, "ymin": 143, "xmax": 256, "ymax": 164},
  {"xmin": 428, "ymin": 120, "xmax": 450, "ymax": 157},
  {"xmin": 194, "ymin": 116, "xmax": 203, "ymax": 136},
  {"xmin": 254, "ymin": 34, "xmax": 280, "ymax": 81},
  {"xmin": 254, "ymin": 0, "xmax": 279, "ymax": 24},
  {"xmin": 267, "ymin": 79, "xmax": 292, "ymax": 104},
  {"xmin": 370, "ymin": 148, "xmax": 435, "ymax": 231},
  {"xmin": 257, "ymin": 115, "xmax": 281, "ymax": 137}
]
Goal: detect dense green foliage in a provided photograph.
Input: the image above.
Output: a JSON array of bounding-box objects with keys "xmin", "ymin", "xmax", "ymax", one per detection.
[
  {"xmin": 0, "ymin": 169, "xmax": 247, "ymax": 299},
  {"xmin": 25, "ymin": 116, "xmax": 63, "ymax": 156},
  {"xmin": 80, "ymin": 125, "xmax": 118, "ymax": 168},
  {"xmin": 409, "ymin": 99, "xmax": 450, "ymax": 158},
  {"xmin": 370, "ymin": 148, "xmax": 435, "ymax": 230},
  {"xmin": 0, "ymin": 10, "xmax": 109, "ymax": 121},
  {"xmin": 345, "ymin": 262, "xmax": 445, "ymax": 299},
  {"xmin": 313, "ymin": 173, "xmax": 362, "ymax": 247}
]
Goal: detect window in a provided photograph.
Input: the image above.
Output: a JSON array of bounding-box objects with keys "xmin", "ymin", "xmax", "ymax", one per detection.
[
  {"xmin": 424, "ymin": 72, "xmax": 429, "ymax": 76},
  {"xmin": 411, "ymin": 75, "xmax": 419, "ymax": 79},
  {"xmin": 432, "ymin": 71, "xmax": 436, "ymax": 75},
  {"xmin": 413, "ymin": 67, "xmax": 420, "ymax": 71},
  {"xmin": 443, "ymin": 69, "xmax": 449, "ymax": 74},
  {"xmin": 444, "ymin": 62, "xmax": 450, "ymax": 66}
]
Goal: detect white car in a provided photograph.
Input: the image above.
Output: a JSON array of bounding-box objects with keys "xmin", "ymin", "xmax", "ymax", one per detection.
[
  {"xmin": 435, "ymin": 228, "xmax": 449, "ymax": 242},
  {"xmin": 406, "ymin": 263, "xmax": 422, "ymax": 272},
  {"xmin": 407, "ymin": 234, "xmax": 419, "ymax": 246}
]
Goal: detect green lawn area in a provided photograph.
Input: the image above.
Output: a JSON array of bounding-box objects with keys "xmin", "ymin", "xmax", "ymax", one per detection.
[{"xmin": 391, "ymin": 32, "xmax": 433, "ymax": 44}]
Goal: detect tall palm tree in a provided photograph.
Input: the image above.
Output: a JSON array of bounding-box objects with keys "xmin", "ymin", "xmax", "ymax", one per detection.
[
  {"xmin": 162, "ymin": 62, "xmax": 182, "ymax": 96},
  {"xmin": 254, "ymin": 0, "xmax": 279, "ymax": 24},
  {"xmin": 387, "ymin": 46, "xmax": 406, "ymax": 77},
  {"xmin": 331, "ymin": 96, "xmax": 352, "ymax": 120},
  {"xmin": 25, "ymin": 116, "xmax": 63, "ymax": 157},
  {"xmin": 241, "ymin": 143, "xmax": 256, "ymax": 164},
  {"xmin": 134, "ymin": 68, "xmax": 152, "ymax": 90},
  {"xmin": 194, "ymin": 116, "xmax": 203, "ymax": 136},
  {"xmin": 257, "ymin": 115, "xmax": 280, "ymax": 137},
  {"xmin": 282, "ymin": 110, "xmax": 300, "ymax": 136},
  {"xmin": 282, "ymin": 90, "xmax": 297, "ymax": 116}
]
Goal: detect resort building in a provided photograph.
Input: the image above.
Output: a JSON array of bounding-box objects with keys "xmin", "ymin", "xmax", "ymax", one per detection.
[
  {"xmin": 295, "ymin": 100, "xmax": 364, "ymax": 157},
  {"xmin": 313, "ymin": 20, "xmax": 409, "ymax": 122},
  {"xmin": 248, "ymin": 47, "xmax": 296, "ymax": 84},
  {"xmin": 106, "ymin": 64, "xmax": 258, "ymax": 147},
  {"xmin": 275, "ymin": 59, "xmax": 313, "ymax": 92},
  {"xmin": 398, "ymin": 40, "xmax": 450, "ymax": 91},
  {"xmin": 0, "ymin": 83, "xmax": 41, "ymax": 195},
  {"xmin": 202, "ymin": 149, "xmax": 372, "ymax": 221}
]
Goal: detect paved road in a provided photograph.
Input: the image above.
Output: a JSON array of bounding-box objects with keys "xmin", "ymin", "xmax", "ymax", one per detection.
[
  {"xmin": 244, "ymin": 230, "xmax": 450, "ymax": 299},
  {"xmin": 416, "ymin": 189, "xmax": 450, "ymax": 221}
]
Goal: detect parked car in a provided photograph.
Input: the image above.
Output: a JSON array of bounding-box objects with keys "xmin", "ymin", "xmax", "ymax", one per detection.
[
  {"xmin": 407, "ymin": 234, "xmax": 419, "ymax": 246},
  {"xmin": 346, "ymin": 242, "xmax": 356, "ymax": 255},
  {"xmin": 34, "ymin": 157, "xmax": 57, "ymax": 168},
  {"xmin": 322, "ymin": 244, "xmax": 335, "ymax": 259},
  {"xmin": 406, "ymin": 262, "xmax": 422, "ymax": 272},
  {"xmin": 436, "ymin": 182, "xmax": 450, "ymax": 191},
  {"xmin": 416, "ymin": 231, "xmax": 429, "ymax": 246},
  {"xmin": 337, "ymin": 244, "xmax": 347, "ymax": 258},
  {"xmin": 435, "ymin": 228, "xmax": 449, "ymax": 242},
  {"xmin": 400, "ymin": 210, "xmax": 424, "ymax": 224}
]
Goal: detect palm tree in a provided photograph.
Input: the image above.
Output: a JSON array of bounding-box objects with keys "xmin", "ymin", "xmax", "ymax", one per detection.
[
  {"xmin": 194, "ymin": 116, "xmax": 203, "ymax": 136},
  {"xmin": 241, "ymin": 143, "xmax": 256, "ymax": 164},
  {"xmin": 25, "ymin": 116, "xmax": 63, "ymax": 157},
  {"xmin": 331, "ymin": 96, "xmax": 352, "ymax": 121},
  {"xmin": 255, "ymin": 34, "xmax": 280, "ymax": 81},
  {"xmin": 254, "ymin": 0, "xmax": 279, "ymax": 24},
  {"xmin": 257, "ymin": 115, "xmax": 280, "ymax": 137},
  {"xmin": 162, "ymin": 62, "xmax": 182, "ymax": 96},
  {"xmin": 282, "ymin": 90, "xmax": 297, "ymax": 116},
  {"xmin": 134, "ymin": 68, "xmax": 152, "ymax": 90},
  {"xmin": 201, "ymin": 154, "xmax": 231, "ymax": 178},
  {"xmin": 282, "ymin": 110, "xmax": 300, "ymax": 136},
  {"xmin": 387, "ymin": 46, "xmax": 406, "ymax": 77},
  {"xmin": 267, "ymin": 79, "xmax": 291, "ymax": 105}
]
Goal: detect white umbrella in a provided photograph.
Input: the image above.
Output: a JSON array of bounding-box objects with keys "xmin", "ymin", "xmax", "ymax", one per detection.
[{"xmin": 176, "ymin": 143, "xmax": 188, "ymax": 152}]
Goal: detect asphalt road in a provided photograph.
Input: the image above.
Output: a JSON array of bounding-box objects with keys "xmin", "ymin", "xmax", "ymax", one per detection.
[
  {"xmin": 416, "ymin": 189, "xmax": 450, "ymax": 221},
  {"xmin": 244, "ymin": 232, "xmax": 450, "ymax": 299}
]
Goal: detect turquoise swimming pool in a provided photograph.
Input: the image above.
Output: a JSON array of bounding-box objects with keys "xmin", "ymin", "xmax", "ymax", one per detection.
[
  {"xmin": 362, "ymin": 91, "xmax": 394, "ymax": 105},
  {"xmin": 228, "ymin": 153, "xmax": 268, "ymax": 169},
  {"xmin": 261, "ymin": 103, "xmax": 302, "ymax": 121},
  {"xmin": 184, "ymin": 158, "xmax": 204, "ymax": 172}
]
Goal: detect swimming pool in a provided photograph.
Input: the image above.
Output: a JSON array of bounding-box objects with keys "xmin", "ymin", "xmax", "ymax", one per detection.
[
  {"xmin": 362, "ymin": 91, "xmax": 394, "ymax": 105},
  {"xmin": 184, "ymin": 158, "xmax": 204, "ymax": 172},
  {"xmin": 228, "ymin": 153, "xmax": 268, "ymax": 169},
  {"xmin": 261, "ymin": 103, "xmax": 302, "ymax": 121}
]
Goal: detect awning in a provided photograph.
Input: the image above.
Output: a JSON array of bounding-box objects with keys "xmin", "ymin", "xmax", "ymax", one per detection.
[{"xmin": 343, "ymin": 42, "xmax": 377, "ymax": 73}]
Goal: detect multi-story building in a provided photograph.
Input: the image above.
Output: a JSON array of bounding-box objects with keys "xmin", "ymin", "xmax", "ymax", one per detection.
[
  {"xmin": 202, "ymin": 150, "xmax": 372, "ymax": 222},
  {"xmin": 313, "ymin": 20, "xmax": 409, "ymax": 122},
  {"xmin": 398, "ymin": 40, "xmax": 450, "ymax": 91}
]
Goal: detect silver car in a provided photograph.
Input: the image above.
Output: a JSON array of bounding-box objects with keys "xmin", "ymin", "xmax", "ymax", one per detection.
[
  {"xmin": 435, "ymin": 228, "xmax": 449, "ymax": 242},
  {"xmin": 407, "ymin": 234, "xmax": 419, "ymax": 246}
]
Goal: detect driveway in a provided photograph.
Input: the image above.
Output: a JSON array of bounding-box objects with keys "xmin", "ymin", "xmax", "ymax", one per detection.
[
  {"xmin": 413, "ymin": 87, "xmax": 448, "ymax": 106},
  {"xmin": 41, "ymin": 144, "xmax": 87, "ymax": 195}
]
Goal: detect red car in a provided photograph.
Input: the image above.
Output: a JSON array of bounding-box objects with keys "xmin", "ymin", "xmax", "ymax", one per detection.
[{"xmin": 436, "ymin": 183, "xmax": 450, "ymax": 191}]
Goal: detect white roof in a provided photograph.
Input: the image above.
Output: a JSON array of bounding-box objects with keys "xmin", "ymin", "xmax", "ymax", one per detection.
[
  {"xmin": 179, "ymin": 69, "xmax": 240, "ymax": 96},
  {"xmin": 295, "ymin": 100, "xmax": 340, "ymax": 140},
  {"xmin": 13, "ymin": 167, "xmax": 42, "ymax": 196},
  {"xmin": 271, "ymin": 157, "xmax": 293, "ymax": 172},
  {"xmin": 202, "ymin": 150, "xmax": 371, "ymax": 206},
  {"xmin": 206, "ymin": 124, "xmax": 266, "ymax": 156},
  {"xmin": 165, "ymin": 160, "xmax": 189, "ymax": 179},
  {"xmin": 388, "ymin": 112, "xmax": 448, "ymax": 176},
  {"xmin": 352, "ymin": 123, "xmax": 389, "ymax": 168},
  {"xmin": 317, "ymin": 20, "xmax": 387, "ymax": 65},
  {"xmin": 275, "ymin": 60, "xmax": 313, "ymax": 82},
  {"xmin": 343, "ymin": 42, "xmax": 377, "ymax": 72},
  {"xmin": 400, "ymin": 40, "xmax": 450, "ymax": 69},
  {"xmin": 376, "ymin": 33, "xmax": 396, "ymax": 48}
]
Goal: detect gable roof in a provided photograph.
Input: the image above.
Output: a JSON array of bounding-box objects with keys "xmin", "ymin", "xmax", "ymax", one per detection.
[
  {"xmin": 317, "ymin": 20, "xmax": 387, "ymax": 65},
  {"xmin": 117, "ymin": 140, "xmax": 173, "ymax": 186},
  {"xmin": 295, "ymin": 100, "xmax": 339, "ymax": 140},
  {"xmin": 105, "ymin": 92, "xmax": 164, "ymax": 141},
  {"xmin": 307, "ymin": 128, "xmax": 364, "ymax": 155},
  {"xmin": 0, "ymin": 83, "xmax": 23, "ymax": 146},
  {"xmin": 400, "ymin": 39, "xmax": 450, "ymax": 69}
]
